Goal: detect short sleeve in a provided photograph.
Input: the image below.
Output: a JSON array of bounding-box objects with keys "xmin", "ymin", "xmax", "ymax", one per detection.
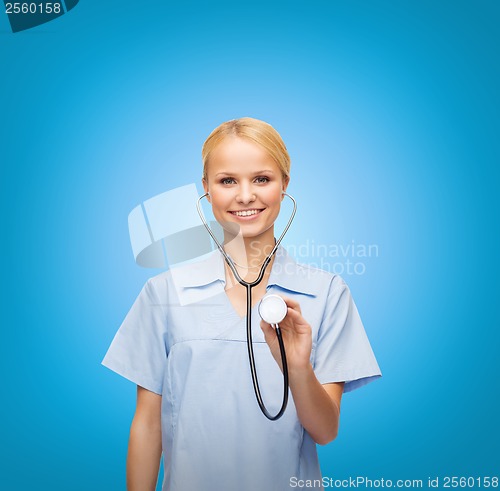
[
  {"xmin": 101, "ymin": 279, "xmax": 167, "ymax": 395},
  {"xmin": 313, "ymin": 276, "xmax": 381, "ymax": 392}
]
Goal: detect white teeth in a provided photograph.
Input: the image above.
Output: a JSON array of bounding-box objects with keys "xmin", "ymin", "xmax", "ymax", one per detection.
[{"xmin": 232, "ymin": 209, "xmax": 261, "ymax": 217}]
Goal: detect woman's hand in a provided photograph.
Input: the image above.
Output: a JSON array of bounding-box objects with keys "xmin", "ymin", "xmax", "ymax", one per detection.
[{"xmin": 260, "ymin": 296, "xmax": 312, "ymax": 372}]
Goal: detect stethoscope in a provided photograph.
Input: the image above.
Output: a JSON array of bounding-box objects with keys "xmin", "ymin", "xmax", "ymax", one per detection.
[{"xmin": 196, "ymin": 192, "xmax": 297, "ymax": 420}]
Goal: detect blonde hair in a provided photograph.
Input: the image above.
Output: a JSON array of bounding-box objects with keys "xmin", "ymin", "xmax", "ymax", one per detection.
[{"xmin": 202, "ymin": 117, "xmax": 291, "ymax": 182}]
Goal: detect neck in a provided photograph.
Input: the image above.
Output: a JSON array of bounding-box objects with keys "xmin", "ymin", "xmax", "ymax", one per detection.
[{"xmin": 222, "ymin": 227, "xmax": 277, "ymax": 269}]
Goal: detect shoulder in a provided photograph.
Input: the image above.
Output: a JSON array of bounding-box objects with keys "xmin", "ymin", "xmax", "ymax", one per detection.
[
  {"xmin": 141, "ymin": 269, "xmax": 171, "ymax": 301},
  {"xmin": 143, "ymin": 250, "xmax": 223, "ymax": 304},
  {"xmin": 278, "ymin": 247, "xmax": 347, "ymax": 297}
]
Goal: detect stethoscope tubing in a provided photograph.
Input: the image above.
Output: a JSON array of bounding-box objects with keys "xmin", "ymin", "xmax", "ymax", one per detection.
[{"xmin": 196, "ymin": 192, "xmax": 297, "ymax": 420}]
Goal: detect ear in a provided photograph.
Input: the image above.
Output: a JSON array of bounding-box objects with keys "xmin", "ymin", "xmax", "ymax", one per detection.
[
  {"xmin": 281, "ymin": 176, "xmax": 290, "ymax": 200},
  {"xmin": 202, "ymin": 178, "xmax": 211, "ymax": 203}
]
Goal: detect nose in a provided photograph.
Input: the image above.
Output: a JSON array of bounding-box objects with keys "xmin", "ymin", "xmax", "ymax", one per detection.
[{"xmin": 236, "ymin": 182, "xmax": 256, "ymax": 205}]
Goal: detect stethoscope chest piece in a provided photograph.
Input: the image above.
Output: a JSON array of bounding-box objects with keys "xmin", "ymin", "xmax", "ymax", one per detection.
[{"xmin": 259, "ymin": 294, "xmax": 287, "ymax": 325}]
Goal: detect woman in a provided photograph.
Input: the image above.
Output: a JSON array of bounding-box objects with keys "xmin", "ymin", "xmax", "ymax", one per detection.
[{"xmin": 102, "ymin": 117, "xmax": 381, "ymax": 491}]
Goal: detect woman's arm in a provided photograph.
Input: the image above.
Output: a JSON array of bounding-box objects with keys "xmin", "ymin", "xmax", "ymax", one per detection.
[
  {"xmin": 260, "ymin": 297, "xmax": 344, "ymax": 445},
  {"xmin": 127, "ymin": 386, "xmax": 163, "ymax": 491},
  {"xmin": 288, "ymin": 368, "xmax": 343, "ymax": 445}
]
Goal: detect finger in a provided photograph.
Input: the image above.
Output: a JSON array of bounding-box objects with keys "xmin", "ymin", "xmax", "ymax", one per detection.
[
  {"xmin": 280, "ymin": 296, "xmax": 302, "ymax": 314},
  {"xmin": 283, "ymin": 307, "xmax": 310, "ymax": 330},
  {"xmin": 260, "ymin": 319, "xmax": 276, "ymax": 342},
  {"xmin": 286, "ymin": 307, "xmax": 301, "ymax": 319}
]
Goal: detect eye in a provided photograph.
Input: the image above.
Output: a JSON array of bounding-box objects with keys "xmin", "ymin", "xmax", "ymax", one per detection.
[
  {"xmin": 221, "ymin": 177, "xmax": 236, "ymax": 185},
  {"xmin": 255, "ymin": 176, "xmax": 270, "ymax": 184}
]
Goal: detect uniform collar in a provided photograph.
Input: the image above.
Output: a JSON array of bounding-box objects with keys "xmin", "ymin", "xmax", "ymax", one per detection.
[{"xmin": 171, "ymin": 244, "xmax": 319, "ymax": 297}]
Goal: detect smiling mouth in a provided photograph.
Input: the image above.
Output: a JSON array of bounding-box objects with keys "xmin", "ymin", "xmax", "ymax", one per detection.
[{"xmin": 228, "ymin": 208, "xmax": 265, "ymax": 217}]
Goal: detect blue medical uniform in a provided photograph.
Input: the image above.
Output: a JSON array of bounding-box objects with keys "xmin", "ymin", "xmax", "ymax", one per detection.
[{"xmin": 102, "ymin": 245, "xmax": 381, "ymax": 491}]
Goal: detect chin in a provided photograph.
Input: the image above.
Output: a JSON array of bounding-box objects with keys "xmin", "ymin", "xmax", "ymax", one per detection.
[{"xmin": 241, "ymin": 224, "xmax": 274, "ymax": 239}]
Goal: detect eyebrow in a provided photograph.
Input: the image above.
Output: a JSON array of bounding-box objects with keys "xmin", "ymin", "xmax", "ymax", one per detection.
[{"xmin": 214, "ymin": 169, "xmax": 276, "ymax": 177}]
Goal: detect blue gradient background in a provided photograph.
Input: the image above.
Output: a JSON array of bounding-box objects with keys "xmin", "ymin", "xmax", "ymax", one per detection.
[{"xmin": 1, "ymin": 1, "xmax": 499, "ymax": 490}]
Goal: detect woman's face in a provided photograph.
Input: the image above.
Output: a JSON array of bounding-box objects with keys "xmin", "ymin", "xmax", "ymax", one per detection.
[{"xmin": 202, "ymin": 136, "xmax": 289, "ymax": 240}]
